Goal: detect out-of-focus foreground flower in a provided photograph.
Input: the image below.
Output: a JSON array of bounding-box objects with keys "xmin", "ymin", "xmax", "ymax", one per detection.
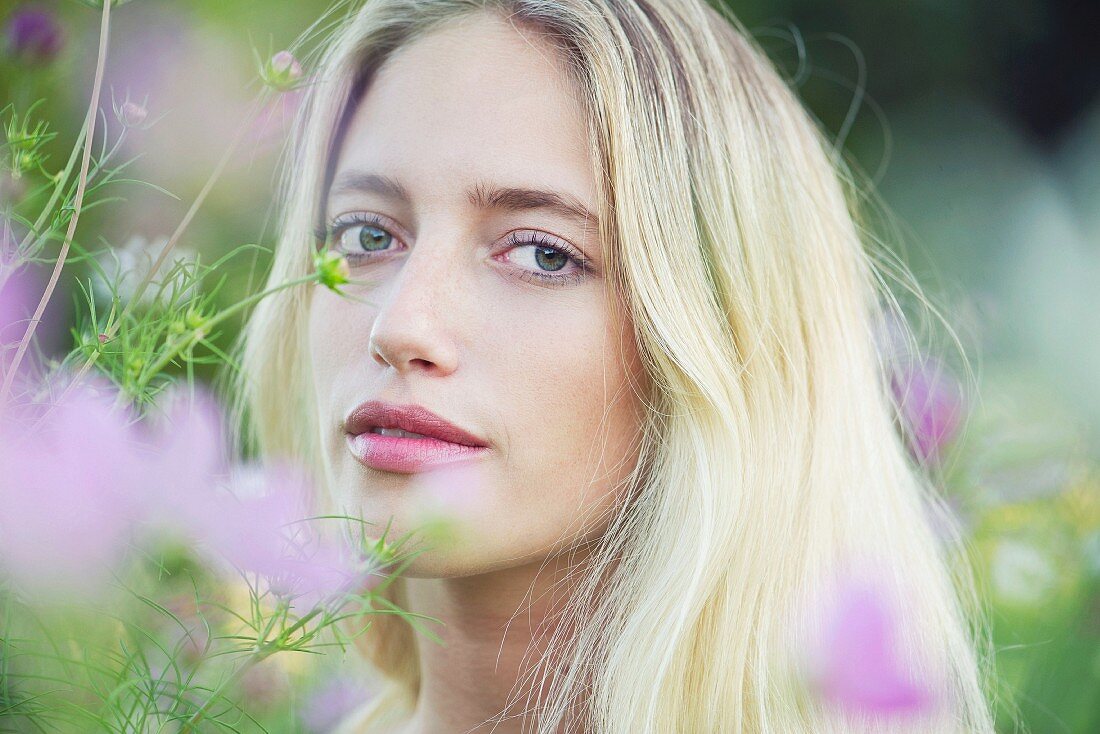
[
  {"xmin": 0, "ymin": 371, "xmax": 378, "ymax": 611},
  {"xmin": 3, "ymin": 6, "xmax": 64, "ymax": 66},
  {"xmin": 0, "ymin": 375, "xmax": 145, "ymax": 601},
  {"xmin": 796, "ymin": 574, "xmax": 940, "ymax": 721},
  {"xmin": 891, "ymin": 354, "xmax": 965, "ymax": 465}
]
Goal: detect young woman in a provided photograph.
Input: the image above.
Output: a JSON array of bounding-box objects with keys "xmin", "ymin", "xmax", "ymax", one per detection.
[{"xmin": 231, "ymin": 0, "xmax": 999, "ymax": 731}]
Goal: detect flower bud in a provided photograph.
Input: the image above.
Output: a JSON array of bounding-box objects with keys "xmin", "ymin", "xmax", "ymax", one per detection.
[
  {"xmin": 313, "ymin": 250, "xmax": 350, "ymax": 294},
  {"xmin": 119, "ymin": 101, "xmax": 147, "ymax": 128},
  {"xmin": 4, "ymin": 8, "xmax": 63, "ymax": 66},
  {"xmin": 261, "ymin": 50, "xmax": 304, "ymax": 92}
]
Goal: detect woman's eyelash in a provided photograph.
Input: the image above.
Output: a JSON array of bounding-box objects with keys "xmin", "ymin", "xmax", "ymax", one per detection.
[{"xmin": 316, "ymin": 213, "xmax": 594, "ymax": 287}]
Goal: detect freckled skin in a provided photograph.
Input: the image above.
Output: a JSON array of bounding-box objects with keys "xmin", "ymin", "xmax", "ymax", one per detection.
[{"xmin": 308, "ymin": 11, "xmax": 646, "ymax": 733}]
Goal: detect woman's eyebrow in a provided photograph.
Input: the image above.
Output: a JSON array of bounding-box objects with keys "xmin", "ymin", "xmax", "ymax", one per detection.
[{"xmin": 327, "ymin": 169, "xmax": 600, "ymax": 231}]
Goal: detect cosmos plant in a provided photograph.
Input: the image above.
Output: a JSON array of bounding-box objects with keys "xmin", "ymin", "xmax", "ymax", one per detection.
[{"xmin": 2, "ymin": 1, "xmax": 1095, "ymax": 732}]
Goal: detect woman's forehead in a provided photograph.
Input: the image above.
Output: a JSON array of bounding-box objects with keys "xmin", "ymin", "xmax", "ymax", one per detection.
[
  {"xmin": 326, "ymin": 14, "xmax": 601, "ymax": 236},
  {"xmin": 337, "ymin": 14, "xmax": 593, "ymax": 183}
]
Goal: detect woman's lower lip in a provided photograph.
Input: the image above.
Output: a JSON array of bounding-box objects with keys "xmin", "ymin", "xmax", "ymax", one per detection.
[{"xmin": 345, "ymin": 432, "xmax": 490, "ymax": 474}]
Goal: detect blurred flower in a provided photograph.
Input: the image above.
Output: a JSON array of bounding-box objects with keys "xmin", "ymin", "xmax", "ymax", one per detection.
[
  {"xmin": 86, "ymin": 5, "xmax": 249, "ymax": 191},
  {"xmin": 248, "ymin": 86, "xmax": 304, "ymax": 155},
  {"xmin": 4, "ymin": 6, "xmax": 63, "ymax": 66},
  {"xmin": 200, "ymin": 460, "xmax": 372, "ymax": 614},
  {"xmin": 314, "ymin": 250, "xmax": 350, "ymax": 294},
  {"xmin": 117, "ymin": 100, "xmax": 148, "ymax": 129},
  {"xmin": 989, "ymin": 537, "xmax": 1059, "ymax": 606},
  {"xmin": 890, "ymin": 355, "xmax": 965, "ymax": 465},
  {"xmin": 0, "ymin": 261, "xmax": 31, "ymax": 344},
  {"xmin": 168, "ymin": 620, "xmax": 211, "ymax": 673},
  {"xmin": 0, "ymin": 263, "xmax": 34, "ymax": 400},
  {"xmin": 800, "ymin": 576, "xmax": 938, "ymax": 719},
  {"xmin": 415, "ymin": 460, "xmax": 485, "ymax": 514},
  {"xmin": 299, "ymin": 674, "xmax": 371, "ymax": 733},
  {"xmin": 409, "ymin": 459, "xmax": 488, "ymax": 546},
  {"xmin": 134, "ymin": 388, "xmax": 377, "ymax": 613},
  {"xmin": 137, "ymin": 383, "xmax": 231, "ymax": 523},
  {"xmin": 90, "ymin": 234, "xmax": 199, "ymax": 308},
  {"xmin": 0, "ymin": 374, "xmax": 146, "ymax": 601},
  {"xmin": 260, "ymin": 50, "xmax": 304, "ymax": 92}
]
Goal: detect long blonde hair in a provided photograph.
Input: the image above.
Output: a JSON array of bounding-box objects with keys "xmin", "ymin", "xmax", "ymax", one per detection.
[{"xmin": 227, "ymin": 0, "xmax": 1002, "ymax": 731}]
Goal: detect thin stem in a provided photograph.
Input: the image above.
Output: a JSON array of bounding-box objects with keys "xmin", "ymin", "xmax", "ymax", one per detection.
[
  {"xmin": 0, "ymin": 0, "xmax": 112, "ymax": 404},
  {"xmin": 112, "ymin": 94, "xmax": 267, "ymax": 335},
  {"xmin": 22, "ymin": 91, "xmax": 269, "ymax": 425},
  {"xmin": 178, "ymin": 604, "xmax": 325, "ymax": 733},
  {"xmin": 14, "ymin": 122, "xmax": 88, "ymax": 256},
  {"xmin": 128, "ymin": 271, "xmax": 318, "ymax": 398}
]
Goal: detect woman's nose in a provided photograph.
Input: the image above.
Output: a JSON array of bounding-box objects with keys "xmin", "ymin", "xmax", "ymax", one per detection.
[{"xmin": 365, "ymin": 237, "xmax": 462, "ymax": 376}]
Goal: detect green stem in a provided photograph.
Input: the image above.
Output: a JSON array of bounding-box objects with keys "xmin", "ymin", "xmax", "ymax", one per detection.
[
  {"xmin": 131, "ymin": 272, "xmax": 319, "ymax": 395},
  {"xmin": 21, "ymin": 92, "xmax": 268, "ymax": 427},
  {"xmin": 0, "ymin": 0, "xmax": 112, "ymax": 404},
  {"xmin": 179, "ymin": 604, "xmax": 326, "ymax": 733},
  {"xmin": 13, "ymin": 121, "xmax": 88, "ymax": 256}
]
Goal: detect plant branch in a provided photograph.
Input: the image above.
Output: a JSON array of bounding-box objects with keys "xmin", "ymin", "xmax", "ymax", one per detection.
[{"xmin": 0, "ymin": 0, "xmax": 112, "ymax": 404}]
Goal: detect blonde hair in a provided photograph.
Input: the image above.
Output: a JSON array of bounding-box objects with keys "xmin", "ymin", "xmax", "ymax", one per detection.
[{"xmin": 227, "ymin": 0, "xmax": 1003, "ymax": 731}]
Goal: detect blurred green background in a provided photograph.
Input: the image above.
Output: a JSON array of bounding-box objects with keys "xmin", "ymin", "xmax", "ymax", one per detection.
[{"xmin": 1, "ymin": 0, "xmax": 1097, "ymax": 732}]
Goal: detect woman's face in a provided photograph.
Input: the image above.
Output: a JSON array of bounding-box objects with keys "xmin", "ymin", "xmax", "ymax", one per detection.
[{"xmin": 308, "ymin": 11, "xmax": 646, "ymax": 577}]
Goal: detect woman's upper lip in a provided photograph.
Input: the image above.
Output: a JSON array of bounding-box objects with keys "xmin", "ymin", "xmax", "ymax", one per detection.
[{"xmin": 343, "ymin": 400, "xmax": 489, "ymax": 448}]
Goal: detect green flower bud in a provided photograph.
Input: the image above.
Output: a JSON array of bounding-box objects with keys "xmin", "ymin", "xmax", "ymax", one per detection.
[
  {"xmin": 314, "ymin": 250, "xmax": 350, "ymax": 294},
  {"xmin": 260, "ymin": 50, "xmax": 304, "ymax": 93}
]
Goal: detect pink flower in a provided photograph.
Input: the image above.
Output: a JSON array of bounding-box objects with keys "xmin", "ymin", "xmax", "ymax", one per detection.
[
  {"xmin": 0, "ymin": 374, "xmax": 146, "ymax": 601},
  {"xmin": 800, "ymin": 576, "xmax": 939, "ymax": 719},
  {"xmin": 118, "ymin": 100, "xmax": 148, "ymax": 128},
  {"xmin": 407, "ymin": 460, "xmax": 489, "ymax": 548},
  {"xmin": 0, "ymin": 262, "xmax": 32, "ymax": 348},
  {"xmin": 200, "ymin": 460, "xmax": 371, "ymax": 614},
  {"xmin": 134, "ymin": 383, "xmax": 232, "ymax": 534},
  {"xmin": 248, "ymin": 86, "xmax": 304, "ymax": 154},
  {"xmin": 260, "ymin": 50, "xmax": 304, "ymax": 92},
  {"xmin": 890, "ymin": 355, "xmax": 964, "ymax": 465},
  {"xmin": 0, "ymin": 259, "xmax": 66, "ymax": 395},
  {"xmin": 125, "ymin": 386, "xmax": 375, "ymax": 614}
]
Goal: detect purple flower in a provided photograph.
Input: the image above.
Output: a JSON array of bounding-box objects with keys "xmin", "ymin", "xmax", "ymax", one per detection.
[
  {"xmin": 134, "ymin": 383, "xmax": 232, "ymax": 532},
  {"xmin": 0, "ymin": 374, "xmax": 146, "ymax": 601},
  {"xmin": 198, "ymin": 460, "xmax": 370, "ymax": 613},
  {"xmin": 0, "ymin": 262, "xmax": 33, "ymax": 349},
  {"xmin": 890, "ymin": 355, "xmax": 964, "ymax": 465},
  {"xmin": 4, "ymin": 7, "xmax": 64, "ymax": 66},
  {"xmin": 128, "ymin": 386, "xmax": 375, "ymax": 613},
  {"xmin": 801, "ymin": 577, "xmax": 938, "ymax": 719}
]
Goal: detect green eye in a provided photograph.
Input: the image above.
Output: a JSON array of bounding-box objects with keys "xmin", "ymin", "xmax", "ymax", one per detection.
[{"xmin": 358, "ymin": 224, "xmax": 392, "ymax": 252}]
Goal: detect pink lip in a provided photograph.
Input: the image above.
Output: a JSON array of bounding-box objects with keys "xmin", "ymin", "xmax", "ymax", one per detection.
[
  {"xmin": 345, "ymin": 432, "xmax": 489, "ymax": 474},
  {"xmin": 343, "ymin": 400, "xmax": 490, "ymax": 474}
]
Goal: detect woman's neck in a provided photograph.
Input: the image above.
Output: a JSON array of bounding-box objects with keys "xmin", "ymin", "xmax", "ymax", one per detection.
[{"xmin": 398, "ymin": 546, "xmax": 596, "ymax": 733}]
